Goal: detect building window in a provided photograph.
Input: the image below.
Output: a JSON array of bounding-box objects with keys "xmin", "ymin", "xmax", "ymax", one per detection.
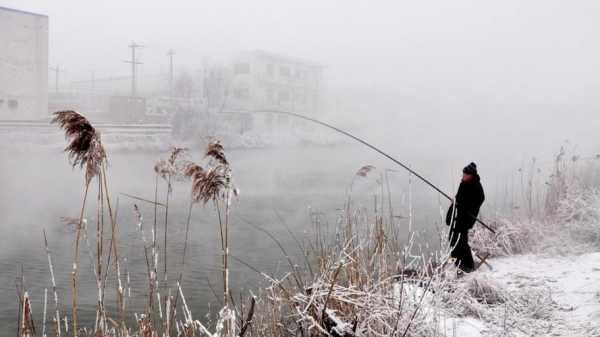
[
  {"xmin": 295, "ymin": 89, "xmax": 307, "ymax": 104},
  {"xmin": 234, "ymin": 63, "xmax": 250, "ymax": 75},
  {"xmin": 240, "ymin": 113, "xmax": 254, "ymax": 133},
  {"xmin": 280, "ymin": 66, "xmax": 291, "ymax": 77},
  {"xmin": 234, "ymin": 87, "xmax": 250, "ymax": 100},
  {"xmin": 266, "ymin": 87, "xmax": 275, "ymax": 102},
  {"xmin": 8, "ymin": 99, "xmax": 18, "ymax": 110},
  {"xmin": 295, "ymin": 69, "xmax": 306, "ymax": 80},
  {"xmin": 278, "ymin": 90, "xmax": 290, "ymax": 102},
  {"xmin": 277, "ymin": 114, "xmax": 288, "ymax": 125}
]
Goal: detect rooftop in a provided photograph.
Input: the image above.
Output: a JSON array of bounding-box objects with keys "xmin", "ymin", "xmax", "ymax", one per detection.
[
  {"xmin": 244, "ymin": 50, "xmax": 323, "ymax": 68},
  {"xmin": 0, "ymin": 6, "xmax": 47, "ymax": 18}
]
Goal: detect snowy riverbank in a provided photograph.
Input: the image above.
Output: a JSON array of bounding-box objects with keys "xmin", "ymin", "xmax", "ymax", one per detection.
[{"xmin": 448, "ymin": 252, "xmax": 600, "ymax": 337}]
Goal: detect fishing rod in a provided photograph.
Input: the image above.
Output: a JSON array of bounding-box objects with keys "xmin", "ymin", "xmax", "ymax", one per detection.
[{"xmin": 252, "ymin": 109, "xmax": 496, "ymax": 234}]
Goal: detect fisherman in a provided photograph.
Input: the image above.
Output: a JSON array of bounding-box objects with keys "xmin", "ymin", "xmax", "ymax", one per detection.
[{"xmin": 446, "ymin": 162, "xmax": 485, "ymax": 273}]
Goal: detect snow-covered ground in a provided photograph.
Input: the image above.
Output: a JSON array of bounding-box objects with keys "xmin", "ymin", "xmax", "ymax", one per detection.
[{"xmin": 449, "ymin": 252, "xmax": 600, "ymax": 337}]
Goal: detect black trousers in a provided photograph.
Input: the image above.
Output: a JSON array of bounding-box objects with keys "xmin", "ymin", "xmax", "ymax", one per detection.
[{"xmin": 449, "ymin": 230, "xmax": 474, "ymax": 272}]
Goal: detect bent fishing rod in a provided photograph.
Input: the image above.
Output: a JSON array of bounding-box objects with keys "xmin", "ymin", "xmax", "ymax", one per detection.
[{"xmin": 252, "ymin": 109, "xmax": 496, "ymax": 234}]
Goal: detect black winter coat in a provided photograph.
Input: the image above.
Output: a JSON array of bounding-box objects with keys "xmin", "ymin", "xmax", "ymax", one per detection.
[{"xmin": 446, "ymin": 175, "xmax": 485, "ymax": 232}]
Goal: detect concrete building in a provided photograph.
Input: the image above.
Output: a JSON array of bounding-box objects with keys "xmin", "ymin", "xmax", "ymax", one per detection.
[
  {"xmin": 226, "ymin": 50, "xmax": 322, "ymax": 115},
  {"xmin": 0, "ymin": 6, "xmax": 48, "ymax": 120},
  {"xmin": 198, "ymin": 50, "xmax": 323, "ymax": 135}
]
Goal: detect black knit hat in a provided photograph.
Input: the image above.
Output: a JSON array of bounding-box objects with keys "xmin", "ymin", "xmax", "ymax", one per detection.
[{"xmin": 463, "ymin": 162, "xmax": 477, "ymax": 175}]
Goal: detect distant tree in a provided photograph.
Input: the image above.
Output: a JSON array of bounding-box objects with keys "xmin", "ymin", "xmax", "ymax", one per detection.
[{"xmin": 175, "ymin": 71, "xmax": 195, "ymax": 98}]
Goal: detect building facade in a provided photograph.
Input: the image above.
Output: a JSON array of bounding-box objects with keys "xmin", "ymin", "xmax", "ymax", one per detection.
[
  {"xmin": 225, "ymin": 50, "xmax": 322, "ymax": 116},
  {"xmin": 0, "ymin": 6, "xmax": 48, "ymax": 120}
]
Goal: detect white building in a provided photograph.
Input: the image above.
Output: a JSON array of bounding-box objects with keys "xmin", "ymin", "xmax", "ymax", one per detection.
[
  {"xmin": 197, "ymin": 50, "xmax": 323, "ymax": 136},
  {"xmin": 0, "ymin": 6, "xmax": 48, "ymax": 120},
  {"xmin": 226, "ymin": 50, "xmax": 322, "ymax": 115}
]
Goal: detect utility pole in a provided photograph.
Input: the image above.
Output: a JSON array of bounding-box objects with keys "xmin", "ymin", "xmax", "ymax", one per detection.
[
  {"xmin": 124, "ymin": 41, "xmax": 143, "ymax": 97},
  {"xmin": 48, "ymin": 65, "xmax": 65, "ymax": 93},
  {"xmin": 167, "ymin": 49, "xmax": 175, "ymax": 100}
]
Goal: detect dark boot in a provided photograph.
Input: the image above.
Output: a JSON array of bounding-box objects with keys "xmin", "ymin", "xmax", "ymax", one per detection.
[{"xmin": 449, "ymin": 230, "xmax": 474, "ymax": 272}]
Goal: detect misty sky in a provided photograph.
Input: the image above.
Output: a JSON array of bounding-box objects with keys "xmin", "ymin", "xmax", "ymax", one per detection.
[{"xmin": 3, "ymin": 0, "xmax": 600, "ymax": 156}]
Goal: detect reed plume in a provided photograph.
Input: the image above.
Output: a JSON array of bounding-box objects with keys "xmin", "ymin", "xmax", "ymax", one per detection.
[
  {"xmin": 191, "ymin": 165, "xmax": 227, "ymax": 204},
  {"xmin": 169, "ymin": 147, "xmax": 187, "ymax": 165},
  {"xmin": 154, "ymin": 147, "xmax": 188, "ymax": 186},
  {"xmin": 153, "ymin": 159, "xmax": 170, "ymax": 180},
  {"xmin": 183, "ymin": 162, "xmax": 204, "ymax": 180},
  {"xmin": 51, "ymin": 110, "xmax": 106, "ymax": 183},
  {"xmin": 178, "ymin": 162, "xmax": 206, "ymax": 270},
  {"xmin": 206, "ymin": 140, "xmax": 228, "ymax": 165}
]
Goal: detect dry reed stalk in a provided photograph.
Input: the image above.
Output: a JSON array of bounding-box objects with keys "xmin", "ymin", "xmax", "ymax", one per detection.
[
  {"xmin": 94, "ymin": 175, "xmax": 107, "ymax": 335},
  {"xmin": 43, "ymin": 229, "xmax": 61, "ymax": 337},
  {"xmin": 100, "ymin": 161, "xmax": 123, "ymax": 332},
  {"xmin": 20, "ymin": 292, "xmax": 35, "ymax": 337},
  {"xmin": 52, "ymin": 110, "xmax": 106, "ymax": 336},
  {"xmin": 181, "ymin": 162, "xmax": 204, "ymax": 268},
  {"xmin": 155, "ymin": 147, "xmax": 187, "ymax": 284},
  {"xmin": 151, "ymin": 171, "xmax": 159, "ymax": 328},
  {"xmin": 42, "ymin": 288, "xmax": 47, "ymax": 337},
  {"xmin": 163, "ymin": 173, "xmax": 171, "ymax": 282},
  {"xmin": 116, "ymin": 257, "xmax": 125, "ymax": 334},
  {"xmin": 74, "ymin": 215, "xmax": 109, "ymax": 335},
  {"xmin": 181, "ymin": 140, "xmax": 236, "ymax": 336},
  {"xmin": 120, "ymin": 192, "xmax": 167, "ymax": 207},
  {"xmin": 133, "ymin": 204, "xmax": 159, "ymax": 328},
  {"xmin": 71, "ymin": 184, "xmax": 89, "ymax": 337},
  {"xmin": 208, "ymin": 144, "xmax": 234, "ymax": 336}
]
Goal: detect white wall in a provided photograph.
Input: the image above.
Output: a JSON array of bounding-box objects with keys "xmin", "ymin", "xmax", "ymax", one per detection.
[{"xmin": 0, "ymin": 7, "xmax": 48, "ymax": 120}]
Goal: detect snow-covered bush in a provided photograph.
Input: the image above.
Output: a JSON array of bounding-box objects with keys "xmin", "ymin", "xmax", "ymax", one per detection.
[
  {"xmin": 471, "ymin": 218, "xmax": 537, "ymax": 257},
  {"xmin": 553, "ymin": 186, "xmax": 600, "ymax": 247},
  {"xmin": 473, "ymin": 152, "xmax": 600, "ymax": 257},
  {"xmin": 463, "ymin": 275, "xmax": 506, "ymax": 305}
]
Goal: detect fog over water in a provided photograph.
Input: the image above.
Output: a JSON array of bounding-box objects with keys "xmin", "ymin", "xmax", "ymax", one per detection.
[
  {"xmin": 1, "ymin": 0, "xmax": 600, "ymax": 331},
  {"xmin": 4, "ymin": 0, "xmax": 600, "ymax": 152}
]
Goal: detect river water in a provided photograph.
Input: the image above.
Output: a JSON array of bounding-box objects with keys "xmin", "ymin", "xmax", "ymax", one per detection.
[{"xmin": 0, "ymin": 143, "xmax": 516, "ymax": 331}]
